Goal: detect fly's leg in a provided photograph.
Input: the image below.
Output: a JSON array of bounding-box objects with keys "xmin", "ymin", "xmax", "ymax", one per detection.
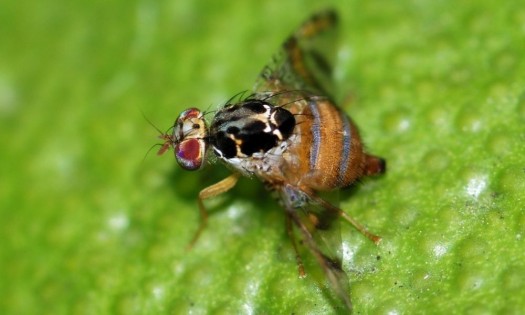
[
  {"xmin": 285, "ymin": 214, "xmax": 306, "ymax": 278},
  {"xmin": 286, "ymin": 205, "xmax": 353, "ymax": 311},
  {"xmin": 309, "ymin": 193, "xmax": 382, "ymax": 244},
  {"xmin": 187, "ymin": 173, "xmax": 241, "ymax": 249},
  {"xmin": 339, "ymin": 211, "xmax": 381, "ymax": 244}
]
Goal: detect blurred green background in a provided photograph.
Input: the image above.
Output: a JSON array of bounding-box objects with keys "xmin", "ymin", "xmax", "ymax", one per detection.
[{"xmin": 1, "ymin": 0, "xmax": 524, "ymax": 314}]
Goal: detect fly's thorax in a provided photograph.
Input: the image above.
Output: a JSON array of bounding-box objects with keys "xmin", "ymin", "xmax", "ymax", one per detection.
[
  {"xmin": 206, "ymin": 99, "xmax": 296, "ymax": 178},
  {"xmin": 172, "ymin": 108, "xmax": 208, "ymax": 171},
  {"xmin": 210, "ymin": 99, "xmax": 295, "ymax": 159}
]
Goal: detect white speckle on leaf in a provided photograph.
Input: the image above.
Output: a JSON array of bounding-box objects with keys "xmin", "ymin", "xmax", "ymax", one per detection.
[
  {"xmin": 433, "ymin": 244, "xmax": 447, "ymax": 258},
  {"xmin": 399, "ymin": 118, "xmax": 410, "ymax": 131},
  {"xmin": 108, "ymin": 212, "xmax": 129, "ymax": 231},
  {"xmin": 226, "ymin": 203, "xmax": 247, "ymax": 220},
  {"xmin": 152, "ymin": 285, "xmax": 164, "ymax": 300},
  {"xmin": 341, "ymin": 241, "xmax": 355, "ymax": 263},
  {"xmin": 242, "ymin": 280, "xmax": 260, "ymax": 315},
  {"xmin": 242, "ymin": 303, "xmax": 254, "ymax": 315},
  {"xmin": 466, "ymin": 176, "xmax": 487, "ymax": 198}
]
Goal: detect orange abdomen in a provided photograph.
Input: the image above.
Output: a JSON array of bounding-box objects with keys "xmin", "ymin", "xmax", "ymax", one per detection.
[{"xmin": 284, "ymin": 98, "xmax": 383, "ymax": 191}]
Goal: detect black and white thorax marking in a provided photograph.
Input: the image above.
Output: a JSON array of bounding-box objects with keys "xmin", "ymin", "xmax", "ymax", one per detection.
[{"xmin": 209, "ymin": 98, "xmax": 296, "ymax": 175}]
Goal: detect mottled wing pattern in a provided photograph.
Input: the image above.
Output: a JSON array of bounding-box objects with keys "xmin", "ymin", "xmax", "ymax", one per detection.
[
  {"xmin": 280, "ymin": 185, "xmax": 351, "ymax": 310},
  {"xmin": 255, "ymin": 10, "xmax": 354, "ymax": 310},
  {"xmin": 253, "ymin": 10, "xmax": 339, "ymax": 99}
]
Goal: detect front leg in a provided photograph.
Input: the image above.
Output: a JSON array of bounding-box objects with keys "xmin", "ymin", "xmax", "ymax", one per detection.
[{"xmin": 187, "ymin": 173, "xmax": 241, "ymax": 248}]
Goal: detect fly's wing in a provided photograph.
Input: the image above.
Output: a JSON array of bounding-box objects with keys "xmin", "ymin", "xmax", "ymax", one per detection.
[
  {"xmin": 280, "ymin": 184, "xmax": 352, "ymax": 311},
  {"xmin": 253, "ymin": 10, "xmax": 339, "ymax": 100}
]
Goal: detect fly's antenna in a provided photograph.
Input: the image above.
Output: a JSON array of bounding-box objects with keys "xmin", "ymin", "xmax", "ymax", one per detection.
[
  {"xmin": 142, "ymin": 143, "xmax": 165, "ymax": 163},
  {"xmin": 141, "ymin": 110, "xmax": 175, "ymax": 162},
  {"xmin": 141, "ymin": 110, "xmax": 166, "ymax": 136},
  {"xmin": 141, "ymin": 109, "xmax": 174, "ymax": 140}
]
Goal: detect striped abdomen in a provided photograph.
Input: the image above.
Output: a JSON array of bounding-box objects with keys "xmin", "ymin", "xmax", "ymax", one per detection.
[{"xmin": 284, "ymin": 97, "xmax": 384, "ymax": 191}]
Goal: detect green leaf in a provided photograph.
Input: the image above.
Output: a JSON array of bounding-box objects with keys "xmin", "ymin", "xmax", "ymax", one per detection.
[{"xmin": 1, "ymin": 1, "xmax": 524, "ymax": 314}]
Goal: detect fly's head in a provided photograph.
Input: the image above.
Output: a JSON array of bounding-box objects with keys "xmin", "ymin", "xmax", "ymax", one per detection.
[{"xmin": 158, "ymin": 108, "xmax": 208, "ymax": 171}]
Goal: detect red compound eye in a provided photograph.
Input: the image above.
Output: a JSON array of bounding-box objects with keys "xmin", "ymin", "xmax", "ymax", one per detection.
[{"xmin": 175, "ymin": 138, "xmax": 205, "ymax": 170}]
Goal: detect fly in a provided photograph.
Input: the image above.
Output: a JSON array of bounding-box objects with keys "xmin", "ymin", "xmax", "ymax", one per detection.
[{"xmin": 157, "ymin": 10, "xmax": 386, "ymax": 311}]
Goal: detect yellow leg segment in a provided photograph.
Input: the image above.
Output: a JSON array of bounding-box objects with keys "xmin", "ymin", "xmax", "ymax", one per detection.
[{"xmin": 187, "ymin": 173, "xmax": 241, "ymax": 249}]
